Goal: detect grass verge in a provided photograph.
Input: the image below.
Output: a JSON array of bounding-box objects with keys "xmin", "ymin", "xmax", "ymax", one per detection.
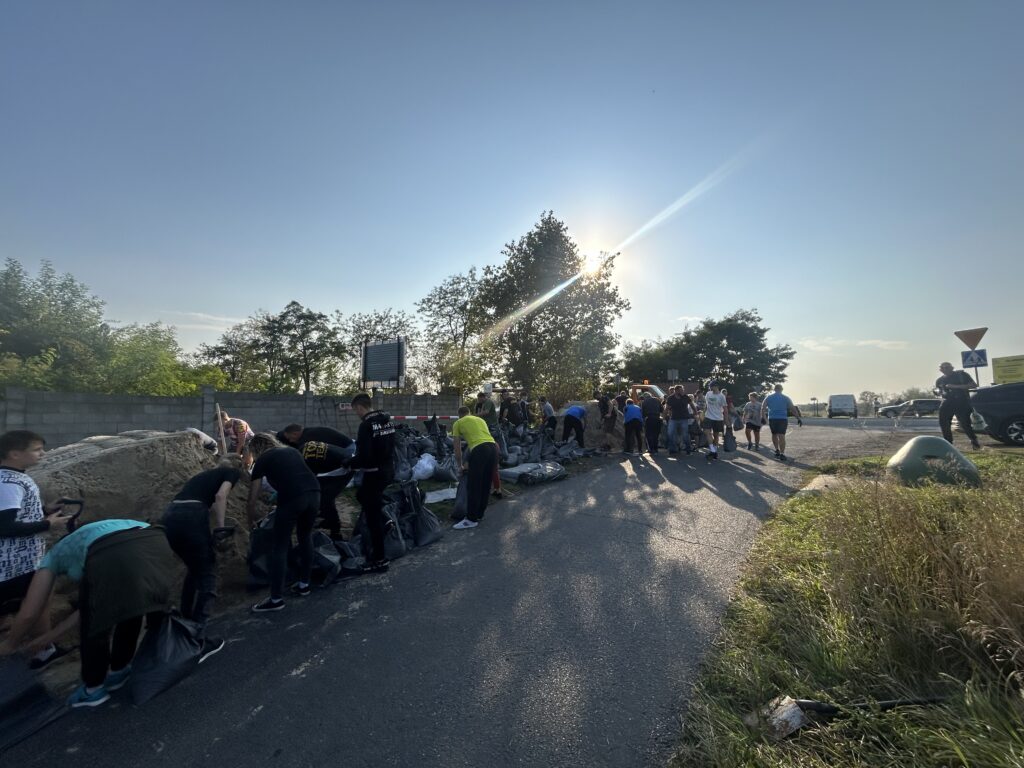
[{"xmin": 674, "ymin": 452, "xmax": 1024, "ymax": 767}]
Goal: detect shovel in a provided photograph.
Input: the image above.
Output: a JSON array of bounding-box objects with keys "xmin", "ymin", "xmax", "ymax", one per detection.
[{"xmin": 746, "ymin": 694, "xmax": 948, "ymax": 740}]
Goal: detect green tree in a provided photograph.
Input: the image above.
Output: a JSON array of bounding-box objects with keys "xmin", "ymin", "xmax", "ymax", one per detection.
[
  {"xmin": 475, "ymin": 212, "xmax": 629, "ymax": 397},
  {"xmin": 0, "ymin": 258, "xmax": 110, "ymax": 390},
  {"xmin": 621, "ymin": 309, "xmax": 795, "ymax": 396},
  {"xmin": 278, "ymin": 301, "xmax": 346, "ymax": 392},
  {"xmin": 415, "ymin": 268, "xmax": 493, "ymax": 396}
]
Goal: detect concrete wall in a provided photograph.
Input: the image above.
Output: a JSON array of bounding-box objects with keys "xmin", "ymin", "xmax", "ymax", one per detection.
[{"xmin": 1, "ymin": 387, "xmax": 464, "ymax": 447}]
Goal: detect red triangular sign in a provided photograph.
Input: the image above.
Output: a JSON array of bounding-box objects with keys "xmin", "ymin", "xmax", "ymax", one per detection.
[{"xmin": 954, "ymin": 327, "xmax": 988, "ymax": 350}]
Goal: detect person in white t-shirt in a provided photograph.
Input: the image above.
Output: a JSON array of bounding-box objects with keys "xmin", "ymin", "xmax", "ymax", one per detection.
[{"xmin": 702, "ymin": 383, "xmax": 728, "ymax": 462}]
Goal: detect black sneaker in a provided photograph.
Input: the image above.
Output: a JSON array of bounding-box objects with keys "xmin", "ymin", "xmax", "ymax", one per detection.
[
  {"xmin": 491, "ymin": 490, "xmax": 503, "ymax": 499},
  {"xmin": 198, "ymin": 636, "xmax": 225, "ymax": 664},
  {"xmin": 363, "ymin": 559, "xmax": 390, "ymax": 573},
  {"xmin": 290, "ymin": 582, "xmax": 311, "ymax": 597},
  {"xmin": 251, "ymin": 597, "xmax": 285, "ymax": 613},
  {"xmin": 778, "ymin": 454, "xmax": 787, "ymax": 462}
]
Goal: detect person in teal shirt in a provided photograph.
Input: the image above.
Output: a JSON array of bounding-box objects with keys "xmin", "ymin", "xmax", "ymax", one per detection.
[{"xmin": 761, "ymin": 385, "xmax": 802, "ymax": 461}]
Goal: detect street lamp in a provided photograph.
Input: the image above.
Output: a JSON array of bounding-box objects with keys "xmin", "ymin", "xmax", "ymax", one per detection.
[{"xmin": 810, "ymin": 397, "xmax": 818, "ymax": 417}]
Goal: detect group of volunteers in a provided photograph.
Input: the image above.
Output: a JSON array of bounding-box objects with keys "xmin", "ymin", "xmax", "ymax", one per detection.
[
  {"xmin": 0, "ymin": 393, "xmax": 408, "ymax": 709},
  {"xmin": 599, "ymin": 382, "xmax": 803, "ymax": 463},
  {"xmin": 0, "ymin": 383, "xmax": 802, "ymax": 711}
]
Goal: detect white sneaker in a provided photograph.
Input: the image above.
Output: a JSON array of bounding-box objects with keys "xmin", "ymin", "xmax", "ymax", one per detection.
[{"xmin": 452, "ymin": 518, "xmax": 478, "ymax": 530}]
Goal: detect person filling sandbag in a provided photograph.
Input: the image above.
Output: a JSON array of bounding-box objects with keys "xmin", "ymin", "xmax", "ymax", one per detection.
[
  {"xmin": 0, "ymin": 520, "xmax": 175, "ymax": 708},
  {"xmin": 562, "ymin": 404, "xmax": 587, "ymax": 448},
  {"xmin": 450, "ymin": 406, "xmax": 498, "ymax": 530},
  {"xmin": 246, "ymin": 434, "xmax": 320, "ymax": 612},
  {"xmin": 217, "ymin": 411, "xmax": 254, "ymax": 457},
  {"xmin": 0, "ymin": 430, "xmax": 71, "ymax": 670},
  {"xmin": 275, "ymin": 424, "xmax": 353, "ymax": 450},
  {"xmin": 298, "ymin": 441, "xmax": 353, "ymax": 539},
  {"xmin": 161, "ymin": 464, "xmax": 242, "ymax": 657},
  {"xmin": 348, "ymin": 393, "xmax": 395, "ymax": 573}
]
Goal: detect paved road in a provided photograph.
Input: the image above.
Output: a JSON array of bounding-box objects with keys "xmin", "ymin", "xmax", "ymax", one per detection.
[{"xmin": 8, "ymin": 426, "xmax": 910, "ymax": 767}]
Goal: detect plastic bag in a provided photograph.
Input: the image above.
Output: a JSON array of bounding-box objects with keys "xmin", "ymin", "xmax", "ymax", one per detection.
[
  {"xmin": 0, "ymin": 657, "xmax": 67, "ymax": 751},
  {"xmin": 434, "ymin": 454, "xmax": 459, "ymax": 483},
  {"xmin": 452, "ymin": 474, "xmax": 469, "ymax": 521},
  {"xmin": 396, "ymin": 481, "xmax": 443, "ymax": 548},
  {"xmin": 130, "ymin": 611, "xmax": 202, "ymax": 705},
  {"xmin": 355, "ymin": 502, "xmax": 408, "ymax": 561},
  {"xmin": 333, "ymin": 537, "xmax": 366, "ymax": 573},
  {"xmin": 412, "ymin": 453, "xmax": 437, "ymax": 481},
  {"xmin": 723, "ymin": 431, "xmax": 737, "ymax": 452},
  {"xmin": 732, "ymin": 414, "xmax": 744, "ymax": 432},
  {"xmin": 393, "ymin": 443, "xmax": 413, "ymax": 483},
  {"xmin": 290, "ymin": 530, "xmax": 341, "ymax": 586},
  {"xmin": 246, "ymin": 512, "xmax": 276, "ymax": 588}
]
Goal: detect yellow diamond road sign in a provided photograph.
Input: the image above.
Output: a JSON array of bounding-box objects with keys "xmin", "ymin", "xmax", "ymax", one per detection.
[{"xmin": 954, "ymin": 327, "xmax": 988, "ymax": 350}]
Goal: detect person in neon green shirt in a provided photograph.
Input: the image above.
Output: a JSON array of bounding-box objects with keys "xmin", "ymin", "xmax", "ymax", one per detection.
[{"xmin": 450, "ymin": 408, "xmax": 497, "ymax": 530}]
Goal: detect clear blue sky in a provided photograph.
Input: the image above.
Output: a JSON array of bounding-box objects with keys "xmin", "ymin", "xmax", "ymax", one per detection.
[{"xmin": 2, "ymin": 1, "xmax": 1022, "ymax": 401}]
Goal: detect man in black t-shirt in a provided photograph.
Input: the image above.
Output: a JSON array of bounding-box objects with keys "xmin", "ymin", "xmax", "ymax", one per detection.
[
  {"xmin": 276, "ymin": 424, "xmax": 353, "ymax": 450},
  {"xmin": 935, "ymin": 362, "xmax": 981, "ymax": 449},
  {"xmin": 246, "ymin": 434, "xmax": 321, "ymax": 612},
  {"xmin": 299, "ymin": 441, "xmax": 353, "ymax": 538},
  {"xmin": 162, "ymin": 464, "xmax": 241, "ymax": 654},
  {"xmin": 349, "ymin": 393, "xmax": 395, "ymax": 572}
]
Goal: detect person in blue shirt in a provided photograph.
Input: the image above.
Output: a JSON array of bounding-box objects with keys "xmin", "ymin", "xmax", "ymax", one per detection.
[
  {"xmin": 0, "ymin": 519, "xmax": 178, "ymax": 708},
  {"xmin": 562, "ymin": 404, "xmax": 587, "ymax": 448},
  {"xmin": 761, "ymin": 384, "xmax": 802, "ymax": 461},
  {"xmin": 622, "ymin": 399, "xmax": 644, "ymax": 455}
]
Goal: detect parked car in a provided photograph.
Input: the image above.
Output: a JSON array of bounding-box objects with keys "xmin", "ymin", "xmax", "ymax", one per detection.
[
  {"xmin": 970, "ymin": 382, "xmax": 1024, "ymax": 446},
  {"xmin": 877, "ymin": 398, "xmax": 941, "ymax": 418},
  {"xmin": 826, "ymin": 394, "xmax": 857, "ymax": 418}
]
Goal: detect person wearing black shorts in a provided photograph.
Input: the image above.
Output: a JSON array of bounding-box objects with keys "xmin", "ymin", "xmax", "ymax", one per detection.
[
  {"xmin": 162, "ymin": 464, "xmax": 241, "ymax": 653},
  {"xmin": 246, "ymin": 434, "xmax": 321, "ymax": 612},
  {"xmin": 702, "ymin": 384, "xmax": 728, "ymax": 461}
]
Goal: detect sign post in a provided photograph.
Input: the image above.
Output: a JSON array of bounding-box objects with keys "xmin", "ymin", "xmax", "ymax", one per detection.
[{"xmin": 954, "ymin": 327, "xmax": 989, "ymax": 385}]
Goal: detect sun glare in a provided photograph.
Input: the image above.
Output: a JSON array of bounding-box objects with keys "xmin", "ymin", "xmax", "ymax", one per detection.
[{"xmin": 583, "ymin": 252, "xmax": 603, "ymax": 274}]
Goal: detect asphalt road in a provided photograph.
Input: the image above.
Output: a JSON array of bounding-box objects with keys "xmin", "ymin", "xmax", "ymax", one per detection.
[{"xmin": 7, "ymin": 425, "xmax": 919, "ymax": 767}]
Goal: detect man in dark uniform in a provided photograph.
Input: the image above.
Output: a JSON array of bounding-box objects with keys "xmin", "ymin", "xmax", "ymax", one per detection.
[
  {"xmin": 349, "ymin": 393, "xmax": 395, "ymax": 572},
  {"xmin": 935, "ymin": 362, "xmax": 981, "ymax": 449},
  {"xmin": 298, "ymin": 441, "xmax": 354, "ymax": 539},
  {"xmin": 276, "ymin": 424, "xmax": 353, "ymax": 450},
  {"xmin": 640, "ymin": 392, "xmax": 664, "ymax": 454}
]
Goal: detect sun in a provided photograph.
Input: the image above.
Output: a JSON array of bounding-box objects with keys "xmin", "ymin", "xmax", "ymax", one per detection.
[{"xmin": 582, "ymin": 252, "xmax": 603, "ymax": 275}]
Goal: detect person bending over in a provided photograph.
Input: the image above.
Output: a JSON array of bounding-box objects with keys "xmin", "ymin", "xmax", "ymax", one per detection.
[{"xmin": 450, "ymin": 407, "xmax": 498, "ymax": 530}]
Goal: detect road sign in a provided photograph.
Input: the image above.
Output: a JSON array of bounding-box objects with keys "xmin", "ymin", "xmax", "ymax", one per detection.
[
  {"xmin": 961, "ymin": 349, "xmax": 988, "ymax": 368},
  {"xmin": 667, "ymin": 369, "xmax": 679, "ymax": 381},
  {"xmin": 954, "ymin": 327, "xmax": 988, "ymax": 350},
  {"xmin": 993, "ymin": 355, "xmax": 1024, "ymax": 384}
]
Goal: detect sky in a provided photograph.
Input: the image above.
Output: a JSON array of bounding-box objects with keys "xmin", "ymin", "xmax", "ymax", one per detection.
[{"xmin": 2, "ymin": 1, "xmax": 1022, "ymax": 402}]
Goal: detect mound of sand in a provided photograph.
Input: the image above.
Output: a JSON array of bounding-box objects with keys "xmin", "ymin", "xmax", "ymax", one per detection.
[{"xmin": 557, "ymin": 401, "xmax": 625, "ymax": 448}]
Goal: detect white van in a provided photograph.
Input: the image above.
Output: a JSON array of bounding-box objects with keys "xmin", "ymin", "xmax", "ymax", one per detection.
[{"xmin": 827, "ymin": 394, "xmax": 858, "ymax": 418}]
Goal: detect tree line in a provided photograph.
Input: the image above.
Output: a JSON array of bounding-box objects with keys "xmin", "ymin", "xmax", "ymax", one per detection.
[{"xmin": 1, "ymin": 212, "xmax": 796, "ymax": 400}]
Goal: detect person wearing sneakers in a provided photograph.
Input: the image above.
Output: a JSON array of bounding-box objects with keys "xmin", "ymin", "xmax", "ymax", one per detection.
[
  {"xmin": 762, "ymin": 384, "xmax": 802, "ymax": 461},
  {"xmin": 348, "ymin": 393, "xmax": 396, "ymax": 571},
  {"xmin": 450, "ymin": 406, "xmax": 498, "ymax": 530},
  {"xmin": 246, "ymin": 433, "xmax": 321, "ymax": 612},
  {"xmin": 702, "ymin": 383, "xmax": 728, "ymax": 462},
  {"xmin": 0, "ymin": 519, "xmax": 176, "ymax": 707},
  {"xmin": 935, "ymin": 361, "xmax": 981, "ymax": 450},
  {"xmin": 162, "ymin": 463, "xmax": 242, "ymax": 658},
  {"xmin": 741, "ymin": 393, "xmax": 764, "ymax": 451},
  {"xmin": 0, "ymin": 430, "xmax": 71, "ymax": 671}
]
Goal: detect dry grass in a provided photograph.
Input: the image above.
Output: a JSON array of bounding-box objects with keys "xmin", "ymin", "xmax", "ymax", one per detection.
[{"xmin": 674, "ymin": 452, "xmax": 1024, "ymax": 767}]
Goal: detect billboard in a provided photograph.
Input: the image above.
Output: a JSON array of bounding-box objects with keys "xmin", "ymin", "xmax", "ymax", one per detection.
[
  {"xmin": 993, "ymin": 355, "xmax": 1024, "ymax": 385},
  {"xmin": 361, "ymin": 337, "xmax": 407, "ymax": 389}
]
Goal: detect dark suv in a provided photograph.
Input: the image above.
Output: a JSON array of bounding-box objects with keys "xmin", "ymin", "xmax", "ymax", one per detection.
[{"xmin": 971, "ymin": 382, "xmax": 1024, "ymax": 446}]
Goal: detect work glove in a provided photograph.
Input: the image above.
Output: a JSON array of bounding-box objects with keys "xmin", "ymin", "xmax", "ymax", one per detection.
[{"xmin": 213, "ymin": 526, "xmax": 236, "ymax": 552}]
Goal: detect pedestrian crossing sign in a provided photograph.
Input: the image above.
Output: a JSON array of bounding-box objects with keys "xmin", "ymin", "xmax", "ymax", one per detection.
[{"xmin": 962, "ymin": 349, "xmax": 988, "ymax": 368}]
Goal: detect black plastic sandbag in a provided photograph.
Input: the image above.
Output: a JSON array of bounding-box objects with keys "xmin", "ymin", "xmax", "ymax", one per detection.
[
  {"xmin": 723, "ymin": 431, "xmax": 737, "ymax": 452},
  {"xmin": 452, "ymin": 474, "xmax": 469, "ymax": 521},
  {"xmin": 246, "ymin": 512, "xmax": 276, "ymax": 588},
  {"xmin": 433, "ymin": 454, "xmax": 459, "ymax": 483},
  {"xmin": 333, "ymin": 537, "xmax": 366, "ymax": 573},
  {"xmin": 289, "ymin": 530, "xmax": 341, "ymax": 586},
  {"xmin": 130, "ymin": 611, "xmax": 202, "ymax": 705},
  {"xmin": 398, "ymin": 481, "xmax": 443, "ymax": 547},
  {"xmin": 354, "ymin": 502, "xmax": 408, "ymax": 561},
  {"xmin": 0, "ymin": 657, "xmax": 67, "ymax": 752}
]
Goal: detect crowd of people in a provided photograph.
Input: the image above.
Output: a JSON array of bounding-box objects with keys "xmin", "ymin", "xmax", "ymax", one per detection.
[{"xmin": 0, "ymin": 382, "xmax": 804, "ymax": 710}]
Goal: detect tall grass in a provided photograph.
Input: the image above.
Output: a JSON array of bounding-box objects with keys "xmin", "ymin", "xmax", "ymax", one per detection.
[{"xmin": 675, "ymin": 454, "xmax": 1024, "ymax": 767}]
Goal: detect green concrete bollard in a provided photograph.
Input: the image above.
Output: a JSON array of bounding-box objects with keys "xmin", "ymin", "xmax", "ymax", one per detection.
[{"xmin": 885, "ymin": 435, "xmax": 982, "ymax": 487}]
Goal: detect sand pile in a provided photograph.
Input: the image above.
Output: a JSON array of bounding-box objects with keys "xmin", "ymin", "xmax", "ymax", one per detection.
[{"xmin": 558, "ymin": 401, "xmax": 625, "ymax": 448}]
